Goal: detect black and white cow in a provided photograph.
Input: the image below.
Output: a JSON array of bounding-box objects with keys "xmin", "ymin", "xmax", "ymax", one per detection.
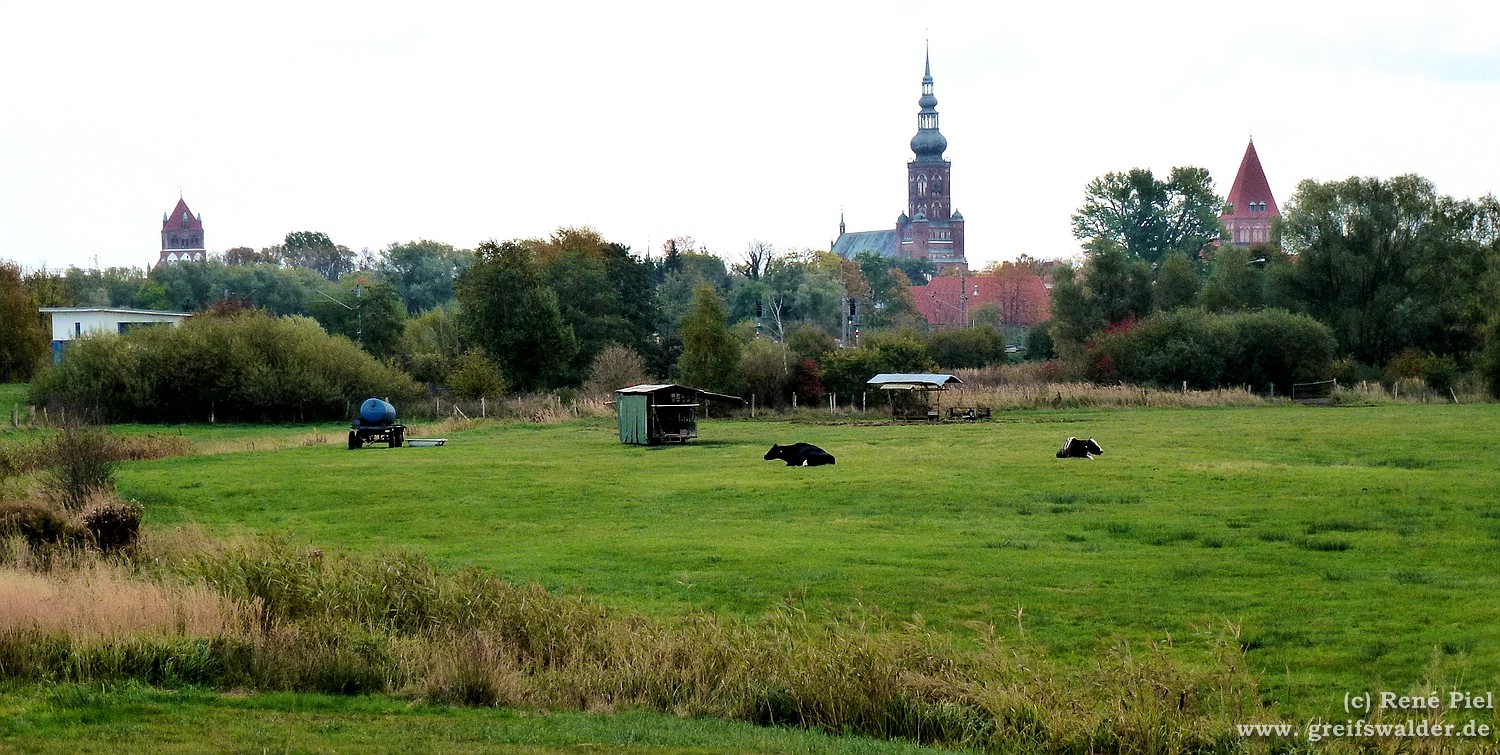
[
  {"xmin": 764, "ymin": 442, "xmax": 836, "ymax": 467},
  {"xmin": 1056, "ymin": 437, "xmax": 1103, "ymax": 459}
]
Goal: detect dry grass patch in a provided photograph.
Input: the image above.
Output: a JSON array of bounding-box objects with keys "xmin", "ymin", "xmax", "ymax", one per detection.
[
  {"xmin": 0, "ymin": 562, "xmax": 250, "ymax": 638},
  {"xmin": 946, "ymin": 382, "xmax": 1264, "ymax": 411}
]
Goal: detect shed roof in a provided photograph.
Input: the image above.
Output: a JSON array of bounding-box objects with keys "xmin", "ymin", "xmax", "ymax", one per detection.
[
  {"xmin": 615, "ymin": 384, "xmax": 745, "ymax": 402},
  {"xmin": 866, "ymin": 373, "xmax": 963, "ymax": 390},
  {"xmin": 39, "ymin": 307, "xmax": 194, "ymax": 318}
]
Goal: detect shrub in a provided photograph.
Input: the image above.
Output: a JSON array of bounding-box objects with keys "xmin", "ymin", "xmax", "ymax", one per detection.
[
  {"xmin": 1385, "ymin": 348, "xmax": 1427, "ymax": 380},
  {"xmin": 785, "ymin": 324, "xmax": 834, "ymax": 363},
  {"xmin": 448, "ymin": 350, "xmax": 508, "ymax": 399},
  {"xmin": 0, "ymin": 498, "xmax": 83, "ymax": 547},
  {"xmin": 1024, "ymin": 322, "xmax": 1055, "ymax": 360},
  {"xmin": 1422, "ymin": 354, "xmax": 1459, "ymax": 394},
  {"xmin": 789, "ymin": 358, "xmax": 825, "ymax": 403},
  {"xmin": 580, "ymin": 344, "xmax": 651, "ymax": 400},
  {"xmin": 738, "ymin": 339, "xmax": 791, "ymax": 406},
  {"xmin": 79, "ymin": 497, "xmax": 144, "ymax": 552},
  {"xmin": 1485, "ymin": 334, "xmax": 1500, "ymax": 400},
  {"xmin": 928, "ymin": 326, "xmax": 1006, "ymax": 370},
  {"xmin": 1084, "ymin": 308, "xmax": 1335, "ymax": 390},
  {"xmin": 30, "ymin": 311, "xmax": 422, "ymax": 423},
  {"xmin": 44, "ymin": 426, "xmax": 117, "ymax": 511}
]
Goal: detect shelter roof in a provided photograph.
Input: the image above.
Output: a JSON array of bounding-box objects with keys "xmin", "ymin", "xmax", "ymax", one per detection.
[
  {"xmin": 867, "ymin": 373, "xmax": 963, "ymax": 390},
  {"xmin": 616, "ymin": 384, "xmax": 745, "ymax": 402}
]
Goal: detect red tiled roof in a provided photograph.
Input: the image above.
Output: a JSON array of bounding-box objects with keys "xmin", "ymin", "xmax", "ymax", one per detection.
[
  {"xmin": 163, "ymin": 197, "xmax": 203, "ymax": 231},
  {"xmin": 1220, "ymin": 140, "xmax": 1279, "ymax": 219},
  {"xmin": 910, "ymin": 270, "xmax": 1051, "ymax": 327}
]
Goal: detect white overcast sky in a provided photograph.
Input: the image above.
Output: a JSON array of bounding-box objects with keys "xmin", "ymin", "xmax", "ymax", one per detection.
[{"xmin": 2, "ymin": 1, "xmax": 1497, "ymax": 273}]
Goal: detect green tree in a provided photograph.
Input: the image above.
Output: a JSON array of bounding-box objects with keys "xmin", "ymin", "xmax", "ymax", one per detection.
[
  {"xmin": 130, "ymin": 280, "xmax": 173, "ymax": 311},
  {"xmin": 1, "ymin": 261, "xmax": 49, "ymax": 381},
  {"xmin": 395, "ymin": 306, "xmax": 466, "ymax": 386},
  {"xmin": 786, "ymin": 323, "xmax": 835, "ymax": 363},
  {"xmin": 377, "ymin": 240, "xmax": 471, "ymax": 315},
  {"xmin": 457, "ymin": 240, "xmax": 577, "ymax": 392},
  {"xmin": 928, "ymin": 326, "xmax": 1006, "ymax": 369},
  {"xmin": 676, "ymin": 285, "xmax": 741, "ymax": 394},
  {"xmin": 448, "ymin": 350, "xmax": 507, "ymax": 399},
  {"xmin": 739, "ymin": 338, "xmax": 791, "ymax": 405},
  {"xmin": 1072, "ymin": 167, "xmax": 1225, "ymax": 264},
  {"xmin": 282, "ymin": 231, "xmax": 354, "ymax": 281},
  {"xmin": 1275, "ymin": 175, "xmax": 1499, "ymax": 364},
  {"xmin": 891, "ymin": 256, "xmax": 937, "ymax": 286},
  {"xmin": 1048, "ymin": 243, "xmax": 1153, "ymax": 359},
  {"xmin": 1201, "ymin": 246, "xmax": 1264, "ymax": 313},
  {"xmin": 534, "ymin": 228, "xmax": 657, "ymax": 385},
  {"xmin": 1153, "ymin": 252, "xmax": 1201, "ymax": 311},
  {"xmin": 854, "ymin": 252, "xmax": 917, "ymax": 327}
]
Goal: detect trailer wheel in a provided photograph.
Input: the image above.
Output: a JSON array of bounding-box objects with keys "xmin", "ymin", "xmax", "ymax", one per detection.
[
  {"xmin": 347, "ymin": 431, "xmax": 360, "ymax": 450},
  {"xmin": 391, "ymin": 427, "xmax": 404, "ymax": 448}
]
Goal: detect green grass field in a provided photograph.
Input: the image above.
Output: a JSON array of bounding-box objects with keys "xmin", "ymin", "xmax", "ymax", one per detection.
[
  {"xmin": 0, "ymin": 383, "xmax": 28, "ymax": 417},
  {"xmin": 0, "ymin": 683, "xmax": 944, "ymax": 754},
  {"xmin": 117, "ymin": 404, "xmax": 1500, "ymax": 720}
]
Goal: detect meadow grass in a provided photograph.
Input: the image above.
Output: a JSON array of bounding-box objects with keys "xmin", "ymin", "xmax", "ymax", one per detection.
[
  {"xmin": 0, "ymin": 682, "xmax": 948, "ymax": 754},
  {"xmin": 0, "ymin": 383, "xmax": 26, "ymax": 412},
  {"xmin": 111, "ymin": 403, "xmax": 1500, "ymax": 723}
]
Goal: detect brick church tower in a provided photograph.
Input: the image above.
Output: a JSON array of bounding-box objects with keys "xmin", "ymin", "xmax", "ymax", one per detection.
[
  {"xmin": 1219, "ymin": 140, "xmax": 1279, "ymax": 248},
  {"xmin": 158, "ymin": 196, "xmax": 205, "ymax": 266},
  {"xmin": 897, "ymin": 46, "xmax": 966, "ymax": 271},
  {"xmin": 832, "ymin": 46, "xmax": 967, "ymax": 273}
]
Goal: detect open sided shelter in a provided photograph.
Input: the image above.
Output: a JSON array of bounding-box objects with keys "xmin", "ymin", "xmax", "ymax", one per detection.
[
  {"xmin": 867, "ymin": 373, "xmax": 963, "ymax": 422},
  {"xmin": 615, "ymin": 384, "xmax": 743, "ymax": 445}
]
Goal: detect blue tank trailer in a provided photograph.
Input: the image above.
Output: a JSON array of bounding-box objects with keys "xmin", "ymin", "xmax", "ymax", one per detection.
[{"xmin": 348, "ymin": 398, "xmax": 406, "ymax": 449}]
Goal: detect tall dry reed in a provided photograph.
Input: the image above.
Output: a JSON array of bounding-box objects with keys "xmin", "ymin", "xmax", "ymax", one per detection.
[{"xmin": 0, "ymin": 532, "xmax": 1282, "ymax": 752}]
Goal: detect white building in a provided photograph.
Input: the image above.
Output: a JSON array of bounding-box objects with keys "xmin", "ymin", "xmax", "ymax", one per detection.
[{"xmin": 39, "ymin": 307, "xmax": 193, "ymax": 364}]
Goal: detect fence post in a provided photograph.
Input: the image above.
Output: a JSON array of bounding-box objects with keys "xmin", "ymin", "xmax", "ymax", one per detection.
[
  {"xmin": 751, "ymin": 394, "xmax": 756, "ymax": 418},
  {"xmin": 862, "ymin": 392, "xmax": 866, "ymax": 414},
  {"xmin": 792, "ymin": 392, "xmax": 797, "ymax": 410},
  {"xmin": 481, "ymin": 397, "xmax": 486, "ymax": 418}
]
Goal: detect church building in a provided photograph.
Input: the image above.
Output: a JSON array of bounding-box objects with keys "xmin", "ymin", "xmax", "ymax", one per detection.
[
  {"xmin": 157, "ymin": 196, "xmax": 205, "ymax": 265},
  {"xmin": 833, "ymin": 48, "xmax": 968, "ymax": 273},
  {"xmin": 1219, "ymin": 140, "xmax": 1279, "ymax": 248}
]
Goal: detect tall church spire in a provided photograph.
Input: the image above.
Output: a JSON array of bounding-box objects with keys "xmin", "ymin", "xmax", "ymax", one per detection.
[
  {"xmin": 910, "ymin": 44, "xmax": 947, "ymax": 163},
  {"xmin": 1220, "ymin": 139, "xmax": 1279, "ymax": 247}
]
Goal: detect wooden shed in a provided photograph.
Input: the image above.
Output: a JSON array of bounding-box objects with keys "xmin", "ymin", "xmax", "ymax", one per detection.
[
  {"xmin": 614, "ymin": 384, "xmax": 742, "ymax": 445},
  {"xmin": 866, "ymin": 373, "xmax": 964, "ymax": 422}
]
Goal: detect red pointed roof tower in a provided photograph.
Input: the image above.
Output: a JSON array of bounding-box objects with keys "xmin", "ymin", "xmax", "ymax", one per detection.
[
  {"xmin": 1219, "ymin": 139, "xmax": 1279, "ymax": 248},
  {"xmin": 158, "ymin": 196, "xmax": 205, "ymax": 266}
]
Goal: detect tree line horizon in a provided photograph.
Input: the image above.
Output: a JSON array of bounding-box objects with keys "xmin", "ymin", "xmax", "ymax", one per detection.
[{"xmin": 4, "ymin": 165, "xmax": 1499, "ymax": 411}]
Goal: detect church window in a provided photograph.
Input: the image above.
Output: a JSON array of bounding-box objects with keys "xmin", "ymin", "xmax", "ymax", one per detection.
[{"xmin": 917, "ymin": 175, "xmax": 928, "ymax": 196}]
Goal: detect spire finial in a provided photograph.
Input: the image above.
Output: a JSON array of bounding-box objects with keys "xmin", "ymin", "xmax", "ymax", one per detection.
[{"xmin": 924, "ymin": 39, "xmax": 931, "ymax": 79}]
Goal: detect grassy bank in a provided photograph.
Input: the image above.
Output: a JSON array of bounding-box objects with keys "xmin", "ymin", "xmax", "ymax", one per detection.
[
  {"xmin": 109, "ymin": 404, "xmax": 1500, "ymax": 723},
  {"xmin": 0, "ymin": 682, "xmax": 949, "ymax": 754}
]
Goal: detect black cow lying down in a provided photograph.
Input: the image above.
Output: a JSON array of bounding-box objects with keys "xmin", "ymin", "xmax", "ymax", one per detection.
[
  {"xmin": 764, "ymin": 442, "xmax": 836, "ymax": 467},
  {"xmin": 1056, "ymin": 437, "xmax": 1103, "ymax": 459}
]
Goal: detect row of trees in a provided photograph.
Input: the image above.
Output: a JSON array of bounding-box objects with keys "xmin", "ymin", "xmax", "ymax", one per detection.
[
  {"xmin": 9, "ymin": 166, "xmax": 1499, "ymax": 404},
  {"xmin": 1056, "ymin": 168, "xmax": 1500, "ymax": 395}
]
